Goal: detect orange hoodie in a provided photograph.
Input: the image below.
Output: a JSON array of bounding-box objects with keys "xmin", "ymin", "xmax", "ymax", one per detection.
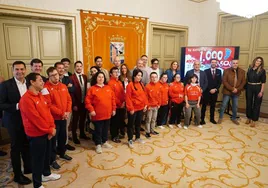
[
  {"xmin": 85, "ymin": 85, "xmax": 116, "ymax": 121},
  {"xmin": 44, "ymin": 81, "xmax": 72, "ymax": 120},
  {"xmin": 185, "ymin": 84, "xmax": 202, "ymax": 101},
  {"xmin": 158, "ymin": 81, "xmax": 169, "ymax": 106},
  {"xmin": 126, "ymin": 81, "xmax": 148, "ymax": 112},
  {"xmin": 145, "ymin": 82, "xmax": 161, "ymax": 107},
  {"xmin": 169, "ymin": 81, "xmax": 184, "ymax": 104},
  {"xmin": 108, "ymin": 77, "xmax": 125, "ymax": 108},
  {"xmin": 20, "ymin": 90, "xmax": 55, "ymax": 137}
]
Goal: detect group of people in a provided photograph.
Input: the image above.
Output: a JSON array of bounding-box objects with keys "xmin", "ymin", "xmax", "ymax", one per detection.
[{"xmin": 0, "ymin": 55, "xmax": 266, "ymax": 188}]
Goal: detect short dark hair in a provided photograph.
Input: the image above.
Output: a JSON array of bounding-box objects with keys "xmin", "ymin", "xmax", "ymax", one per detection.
[
  {"xmin": 188, "ymin": 74, "xmax": 199, "ymax": 84},
  {"xmin": 54, "ymin": 62, "xmax": 64, "ymax": 68},
  {"xmin": 46, "ymin": 67, "xmax": 56, "ymax": 76},
  {"xmin": 94, "ymin": 56, "xmax": 102, "ymax": 62},
  {"xmin": 159, "ymin": 73, "xmax": 168, "ymax": 79},
  {"xmin": 232, "ymin": 58, "xmax": 239, "ymax": 61},
  {"xmin": 140, "ymin": 55, "xmax": 147, "ymax": 58},
  {"xmin": 27, "ymin": 72, "xmax": 41, "ymax": 88},
  {"xmin": 210, "ymin": 58, "xmax": 217, "ymax": 63},
  {"xmin": 172, "ymin": 73, "xmax": 180, "ymax": 82},
  {"xmin": 30, "ymin": 58, "xmax": 43, "ymax": 66},
  {"xmin": 151, "ymin": 58, "xmax": 159, "ymax": 64},
  {"xmin": 90, "ymin": 66, "xmax": 100, "ymax": 72},
  {"xmin": 109, "ymin": 67, "xmax": 119, "ymax": 74},
  {"xmin": 12, "ymin": 61, "xmax": 26, "ymax": 69},
  {"xmin": 74, "ymin": 61, "xmax": 83, "ymax": 67},
  {"xmin": 61, "ymin": 58, "xmax": 71, "ymax": 64},
  {"xmin": 150, "ymin": 72, "xmax": 158, "ymax": 77},
  {"xmin": 91, "ymin": 71, "xmax": 107, "ymax": 86}
]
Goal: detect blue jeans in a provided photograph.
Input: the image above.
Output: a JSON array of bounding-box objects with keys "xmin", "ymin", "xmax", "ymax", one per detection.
[{"xmin": 219, "ymin": 94, "xmax": 238, "ymax": 120}]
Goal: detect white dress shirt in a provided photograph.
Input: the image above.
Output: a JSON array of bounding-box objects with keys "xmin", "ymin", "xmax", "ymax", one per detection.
[{"xmin": 15, "ymin": 77, "xmax": 27, "ymax": 110}]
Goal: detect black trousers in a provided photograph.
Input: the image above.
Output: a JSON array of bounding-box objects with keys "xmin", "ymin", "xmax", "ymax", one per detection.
[
  {"xmin": 246, "ymin": 85, "xmax": 262, "ymax": 121},
  {"xmin": 156, "ymin": 105, "xmax": 169, "ymax": 126},
  {"xmin": 127, "ymin": 110, "xmax": 143, "ymax": 141},
  {"xmin": 51, "ymin": 120, "xmax": 67, "ymax": 162},
  {"xmin": 93, "ymin": 119, "xmax": 110, "ymax": 145},
  {"xmin": 72, "ymin": 106, "xmax": 87, "ymax": 139},
  {"xmin": 7, "ymin": 128, "xmax": 31, "ymax": 178},
  {"xmin": 28, "ymin": 134, "xmax": 51, "ymax": 188},
  {"xmin": 110, "ymin": 108, "xmax": 126, "ymax": 139},
  {"xmin": 169, "ymin": 102, "xmax": 183, "ymax": 124},
  {"xmin": 201, "ymin": 92, "xmax": 218, "ymax": 121}
]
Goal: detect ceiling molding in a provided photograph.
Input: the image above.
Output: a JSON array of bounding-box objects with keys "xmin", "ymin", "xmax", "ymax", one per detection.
[{"xmin": 189, "ymin": 0, "xmax": 208, "ymax": 3}]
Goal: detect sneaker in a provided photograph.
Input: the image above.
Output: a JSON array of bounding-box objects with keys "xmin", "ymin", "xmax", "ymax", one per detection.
[
  {"xmin": 151, "ymin": 131, "xmax": 159, "ymax": 135},
  {"xmin": 158, "ymin": 125, "xmax": 165, "ymax": 129},
  {"xmin": 177, "ymin": 124, "xmax": 182, "ymax": 128},
  {"xmin": 39, "ymin": 185, "xmax": 45, "ymax": 188},
  {"xmin": 197, "ymin": 125, "xmax": 203, "ymax": 128},
  {"xmin": 128, "ymin": 140, "xmax": 134, "ymax": 148},
  {"xmin": 231, "ymin": 119, "xmax": 240, "ymax": 125},
  {"xmin": 42, "ymin": 173, "xmax": 61, "ymax": 182},
  {"xmin": 102, "ymin": 142, "xmax": 113, "ymax": 149},
  {"xmin": 96, "ymin": 144, "xmax": 102, "ymax": 154},
  {"xmin": 59, "ymin": 154, "xmax": 72, "ymax": 161},
  {"xmin": 145, "ymin": 133, "xmax": 151, "ymax": 138},
  {"xmin": 135, "ymin": 138, "xmax": 145, "ymax": 144},
  {"xmin": 217, "ymin": 118, "xmax": 223, "ymax": 124},
  {"xmin": 51, "ymin": 161, "xmax": 61, "ymax": 170},
  {"xmin": 183, "ymin": 126, "xmax": 188, "ymax": 130},
  {"xmin": 112, "ymin": 137, "xmax": 121, "ymax": 143},
  {"xmin": 168, "ymin": 124, "xmax": 174, "ymax": 129}
]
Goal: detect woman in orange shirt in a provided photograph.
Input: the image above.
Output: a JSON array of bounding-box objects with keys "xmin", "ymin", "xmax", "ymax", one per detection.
[
  {"xmin": 184, "ymin": 74, "xmax": 202, "ymax": 129},
  {"xmin": 126, "ymin": 69, "xmax": 148, "ymax": 148},
  {"xmin": 169, "ymin": 74, "xmax": 184, "ymax": 128},
  {"xmin": 85, "ymin": 72, "xmax": 116, "ymax": 154}
]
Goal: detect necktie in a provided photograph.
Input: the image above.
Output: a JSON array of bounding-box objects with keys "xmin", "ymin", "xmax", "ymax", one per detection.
[
  {"xmin": 234, "ymin": 69, "xmax": 237, "ymax": 87},
  {"xmin": 212, "ymin": 70, "xmax": 215, "ymax": 79},
  {"xmin": 79, "ymin": 75, "xmax": 83, "ymax": 85}
]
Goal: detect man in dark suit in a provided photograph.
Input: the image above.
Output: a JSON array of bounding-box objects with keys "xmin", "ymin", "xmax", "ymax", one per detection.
[
  {"xmin": 0, "ymin": 61, "xmax": 32, "ymax": 185},
  {"xmin": 61, "ymin": 58, "xmax": 73, "ymax": 76},
  {"xmin": 184, "ymin": 61, "xmax": 208, "ymax": 92},
  {"xmin": 26, "ymin": 58, "xmax": 47, "ymax": 82},
  {"xmin": 201, "ymin": 59, "xmax": 222, "ymax": 124},
  {"xmin": 0, "ymin": 76, "xmax": 7, "ymax": 157},
  {"xmin": 70, "ymin": 61, "xmax": 89, "ymax": 144}
]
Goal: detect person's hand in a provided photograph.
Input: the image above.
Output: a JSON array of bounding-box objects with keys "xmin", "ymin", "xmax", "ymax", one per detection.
[
  {"xmin": 258, "ymin": 92, "xmax": 263, "ymax": 98},
  {"xmin": 112, "ymin": 111, "xmax": 116, "ymax": 116},
  {"xmin": 90, "ymin": 111, "xmax": 96, "ymax": 116},
  {"xmin": 130, "ymin": 110, "xmax": 134, "ymax": 115},
  {"xmin": 157, "ymin": 106, "xmax": 160, "ymax": 109},
  {"xmin": 232, "ymin": 88, "xmax": 238, "ymax": 93},
  {"xmin": 52, "ymin": 128, "xmax": 56, "ymax": 136},
  {"xmin": 48, "ymin": 134, "xmax": 53, "ymax": 140},
  {"xmin": 210, "ymin": 89, "xmax": 216, "ymax": 94},
  {"xmin": 67, "ymin": 83, "xmax": 73, "ymax": 88},
  {"xmin": 143, "ymin": 106, "xmax": 147, "ymax": 112},
  {"xmin": 121, "ymin": 102, "xmax": 125, "ymax": 108},
  {"xmin": 197, "ymin": 104, "xmax": 200, "ymax": 108},
  {"xmin": 186, "ymin": 103, "xmax": 190, "ymax": 108},
  {"xmin": 64, "ymin": 112, "xmax": 70, "ymax": 119},
  {"xmin": 73, "ymin": 106, "xmax": 78, "ymax": 111}
]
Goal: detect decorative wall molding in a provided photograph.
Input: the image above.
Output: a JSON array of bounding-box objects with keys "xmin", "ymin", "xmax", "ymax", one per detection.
[{"xmin": 188, "ymin": 0, "xmax": 208, "ymax": 3}]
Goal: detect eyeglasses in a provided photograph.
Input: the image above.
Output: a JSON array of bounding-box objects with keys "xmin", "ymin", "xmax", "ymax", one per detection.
[{"xmin": 49, "ymin": 73, "xmax": 59, "ymax": 77}]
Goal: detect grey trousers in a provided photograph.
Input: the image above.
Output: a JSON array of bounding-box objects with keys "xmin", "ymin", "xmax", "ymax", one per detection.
[
  {"xmin": 184, "ymin": 101, "xmax": 201, "ymax": 127},
  {"xmin": 146, "ymin": 107, "xmax": 158, "ymax": 133}
]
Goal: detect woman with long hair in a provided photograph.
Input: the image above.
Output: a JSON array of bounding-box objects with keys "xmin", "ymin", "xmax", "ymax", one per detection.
[
  {"xmin": 85, "ymin": 71, "xmax": 116, "ymax": 154},
  {"xmin": 165, "ymin": 61, "xmax": 180, "ymax": 83},
  {"xmin": 119, "ymin": 63, "xmax": 132, "ymax": 91},
  {"xmin": 246, "ymin": 57, "xmax": 266, "ymax": 127},
  {"xmin": 126, "ymin": 69, "xmax": 148, "ymax": 148}
]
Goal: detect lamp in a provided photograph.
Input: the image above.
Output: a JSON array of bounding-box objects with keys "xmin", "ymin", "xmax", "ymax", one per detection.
[{"xmin": 217, "ymin": 0, "xmax": 268, "ymax": 18}]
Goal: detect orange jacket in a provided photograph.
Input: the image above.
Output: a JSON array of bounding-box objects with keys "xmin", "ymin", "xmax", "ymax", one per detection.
[
  {"xmin": 20, "ymin": 90, "xmax": 55, "ymax": 137},
  {"xmin": 44, "ymin": 81, "xmax": 72, "ymax": 120},
  {"xmin": 126, "ymin": 81, "xmax": 148, "ymax": 112},
  {"xmin": 85, "ymin": 85, "xmax": 116, "ymax": 121},
  {"xmin": 185, "ymin": 84, "xmax": 202, "ymax": 101},
  {"xmin": 108, "ymin": 77, "xmax": 125, "ymax": 108},
  {"xmin": 145, "ymin": 82, "xmax": 161, "ymax": 107},
  {"xmin": 158, "ymin": 81, "xmax": 169, "ymax": 106},
  {"xmin": 169, "ymin": 81, "xmax": 184, "ymax": 104}
]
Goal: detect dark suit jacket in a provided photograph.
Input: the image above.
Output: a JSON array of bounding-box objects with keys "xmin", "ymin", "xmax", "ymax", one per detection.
[
  {"xmin": 70, "ymin": 74, "xmax": 87, "ymax": 107},
  {"xmin": 204, "ymin": 68, "xmax": 222, "ymax": 93},
  {"xmin": 0, "ymin": 78, "xmax": 23, "ymax": 131},
  {"xmin": 61, "ymin": 76, "xmax": 75, "ymax": 94},
  {"xmin": 184, "ymin": 69, "xmax": 208, "ymax": 91}
]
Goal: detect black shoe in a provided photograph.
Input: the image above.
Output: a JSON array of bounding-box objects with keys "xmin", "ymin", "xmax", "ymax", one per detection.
[
  {"xmin": 60, "ymin": 154, "xmax": 72, "ymax": 161},
  {"xmin": 210, "ymin": 119, "xmax": 217, "ymax": 124},
  {"xmin": 66, "ymin": 144, "xmax": 75, "ymax": 151},
  {"xmin": 200, "ymin": 120, "xmax": 206, "ymax": 125},
  {"xmin": 151, "ymin": 131, "xmax": 159, "ymax": 135},
  {"xmin": 112, "ymin": 137, "xmax": 121, "ymax": 143},
  {"xmin": 14, "ymin": 174, "xmax": 32, "ymax": 185},
  {"xmin": 145, "ymin": 133, "xmax": 151, "ymax": 138},
  {"xmin": 73, "ymin": 138, "xmax": 80, "ymax": 144},
  {"xmin": 80, "ymin": 134, "xmax": 90, "ymax": 140},
  {"xmin": 140, "ymin": 127, "xmax": 145, "ymax": 131},
  {"xmin": 0, "ymin": 150, "xmax": 7, "ymax": 156},
  {"xmin": 51, "ymin": 161, "xmax": 61, "ymax": 170}
]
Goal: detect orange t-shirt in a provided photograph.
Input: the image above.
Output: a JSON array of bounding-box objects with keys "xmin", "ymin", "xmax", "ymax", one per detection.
[
  {"xmin": 185, "ymin": 84, "xmax": 202, "ymax": 101},
  {"xmin": 158, "ymin": 81, "xmax": 169, "ymax": 106},
  {"xmin": 169, "ymin": 81, "xmax": 184, "ymax": 104},
  {"xmin": 145, "ymin": 82, "xmax": 161, "ymax": 107}
]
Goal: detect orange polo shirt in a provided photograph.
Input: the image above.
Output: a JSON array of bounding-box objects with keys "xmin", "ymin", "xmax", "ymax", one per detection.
[
  {"xmin": 145, "ymin": 82, "xmax": 161, "ymax": 107},
  {"xmin": 108, "ymin": 77, "xmax": 125, "ymax": 108},
  {"xmin": 169, "ymin": 81, "xmax": 184, "ymax": 104},
  {"xmin": 185, "ymin": 84, "xmax": 202, "ymax": 101}
]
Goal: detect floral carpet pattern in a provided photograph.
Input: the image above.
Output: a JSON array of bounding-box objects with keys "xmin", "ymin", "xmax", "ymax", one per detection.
[{"xmin": 1, "ymin": 115, "xmax": 268, "ymax": 188}]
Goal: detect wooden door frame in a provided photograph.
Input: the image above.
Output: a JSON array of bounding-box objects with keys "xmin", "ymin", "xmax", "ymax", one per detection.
[
  {"xmin": 148, "ymin": 22, "xmax": 189, "ymax": 62},
  {"xmin": 0, "ymin": 4, "xmax": 78, "ymax": 76}
]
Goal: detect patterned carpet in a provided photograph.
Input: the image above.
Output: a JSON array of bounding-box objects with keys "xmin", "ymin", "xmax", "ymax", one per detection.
[{"xmin": 0, "ymin": 114, "xmax": 268, "ymax": 188}]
